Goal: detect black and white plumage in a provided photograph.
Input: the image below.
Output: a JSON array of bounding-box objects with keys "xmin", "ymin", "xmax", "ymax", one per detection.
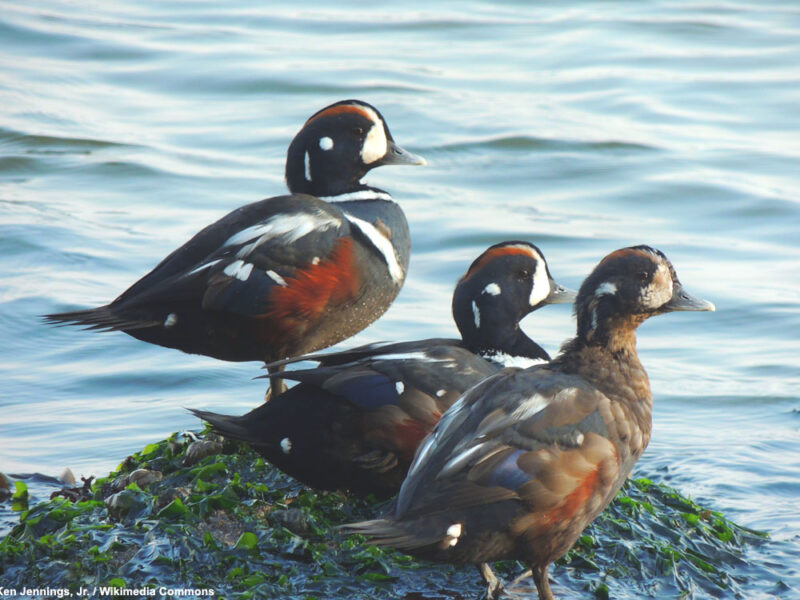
[
  {"xmin": 44, "ymin": 100, "xmax": 425, "ymax": 381},
  {"xmin": 344, "ymin": 245, "xmax": 715, "ymax": 600},
  {"xmin": 191, "ymin": 241, "xmax": 574, "ymax": 497}
]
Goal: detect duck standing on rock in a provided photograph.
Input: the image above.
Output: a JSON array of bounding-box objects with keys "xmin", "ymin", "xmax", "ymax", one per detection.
[
  {"xmin": 344, "ymin": 245, "xmax": 714, "ymax": 600},
  {"xmin": 45, "ymin": 100, "xmax": 426, "ymax": 395},
  {"xmin": 191, "ymin": 241, "xmax": 574, "ymax": 497}
]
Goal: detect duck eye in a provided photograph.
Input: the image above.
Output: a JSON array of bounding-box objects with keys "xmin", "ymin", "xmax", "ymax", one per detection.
[
  {"xmin": 352, "ymin": 127, "xmax": 364, "ymax": 136},
  {"xmin": 638, "ymin": 271, "xmax": 649, "ymax": 282},
  {"xmin": 517, "ymin": 269, "xmax": 530, "ymax": 279}
]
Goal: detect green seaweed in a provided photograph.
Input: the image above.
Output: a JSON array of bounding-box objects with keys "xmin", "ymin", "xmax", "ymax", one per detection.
[{"xmin": 0, "ymin": 432, "xmax": 772, "ymax": 599}]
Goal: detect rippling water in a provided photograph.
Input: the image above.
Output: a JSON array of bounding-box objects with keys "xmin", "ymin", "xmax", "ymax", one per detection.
[{"xmin": 2, "ymin": 1, "xmax": 799, "ymax": 596}]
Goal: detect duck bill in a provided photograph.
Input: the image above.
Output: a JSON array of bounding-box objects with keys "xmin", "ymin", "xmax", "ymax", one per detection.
[
  {"xmin": 545, "ymin": 280, "xmax": 578, "ymax": 305},
  {"xmin": 379, "ymin": 140, "xmax": 427, "ymax": 166},
  {"xmin": 663, "ymin": 285, "xmax": 716, "ymax": 312}
]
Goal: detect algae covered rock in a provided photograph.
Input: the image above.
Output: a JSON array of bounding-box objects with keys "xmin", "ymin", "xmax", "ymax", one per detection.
[{"xmin": 0, "ymin": 431, "xmax": 772, "ymax": 599}]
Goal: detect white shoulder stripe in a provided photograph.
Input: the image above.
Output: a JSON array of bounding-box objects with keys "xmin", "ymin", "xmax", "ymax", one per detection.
[{"xmin": 344, "ymin": 214, "xmax": 404, "ymax": 284}]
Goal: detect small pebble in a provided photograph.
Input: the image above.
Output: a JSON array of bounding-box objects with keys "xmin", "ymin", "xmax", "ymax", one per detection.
[
  {"xmin": 59, "ymin": 467, "xmax": 76, "ymax": 486},
  {"xmin": 184, "ymin": 439, "xmax": 224, "ymax": 466},
  {"xmin": 269, "ymin": 508, "xmax": 313, "ymax": 537},
  {"xmin": 114, "ymin": 468, "xmax": 163, "ymax": 491}
]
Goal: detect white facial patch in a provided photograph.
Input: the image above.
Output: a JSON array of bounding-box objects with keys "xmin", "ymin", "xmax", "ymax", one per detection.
[
  {"xmin": 361, "ymin": 122, "xmax": 388, "ymax": 164},
  {"xmin": 641, "ymin": 262, "xmax": 673, "ymax": 309},
  {"xmin": 266, "ymin": 270, "xmax": 287, "ymax": 287},
  {"xmin": 395, "ymin": 381, "xmax": 404, "ymax": 395},
  {"xmin": 280, "ymin": 437, "xmax": 292, "ymax": 454},
  {"xmin": 436, "ymin": 389, "xmax": 446, "ymax": 398},
  {"xmin": 483, "ymin": 283, "xmax": 501, "ymax": 296},
  {"xmin": 163, "ymin": 313, "xmax": 177, "ymax": 328},
  {"xmin": 304, "ymin": 150, "xmax": 312, "ymax": 181},
  {"xmin": 223, "ymin": 260, "xmax": 254, "ymax": 282},
  {"xmin": 472, "ymin": 301, "xmax": 481, "ymax": 328},
  {"xmin": 529, "ymin": 261, "xmax": 551, "ymax": 307},
  {"xmin": 319, "ymin": 136, "xmax": 334, "ymax": 151},
  {"xmin": 311, "ymin": 256, "xmax": 320, "ymax": 265},
  {"xmin": 344, "ymin": 214, "xmax": 404, "ymax": 284},
  {"xmin": 595, "ymin": 282, "xmax": 617, "ymax": 297}
]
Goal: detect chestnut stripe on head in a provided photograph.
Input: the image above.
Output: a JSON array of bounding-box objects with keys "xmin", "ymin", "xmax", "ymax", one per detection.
[
  {"xmin": 462, "ymin": 244, "xmax": 539, "ymax": 281},
  {"xmin": 598, "ymin": 246, "xmax": 658, "ymax": 267},
  {"xmin": 305, "ymin": 103, "xmax": 380, "ymax": 128}
]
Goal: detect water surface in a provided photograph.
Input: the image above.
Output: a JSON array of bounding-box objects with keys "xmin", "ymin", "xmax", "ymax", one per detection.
[{"xmin": 1, "ymin": 1, "xmax": 799, "ymax": 596}]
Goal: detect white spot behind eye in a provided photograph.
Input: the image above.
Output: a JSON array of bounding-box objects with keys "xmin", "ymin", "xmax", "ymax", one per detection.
[
  {"xmin": 280, "ymin": 438, "xmax": 292, "ymax": 454},
  {"xmin": 436, "ymin": 389, "xmax": 446, "ymax": 397},
  {"xmin": 595, "ymin": 282, "xmax": 617, "ymax": 297},
  {"xmin": 163, "ymin": 313, "xmax": 177, "ymax": 328},
  {"xmin": 304, "ymin": 150, "xmax": 312, "ymax": 181},
  {"xmin": 311, "ymin": 256, "xmax": 320, "ymax": 265},
  {"xmin": 361, "ymin": 122, "xmax": 388, "ymax": 164},
  {"xmin": 395, "ymin": 381, "xmax": 404, "ymax": 395},
  {"xmin": 472, "ymin": 301, "xmax": 481, "ymax": 328},
  {"xmin": 319, "ymin": 136, "xmax": 334, "ymax": 151},
  {"xmin": 483, "ymin": 283, "xmax": 501, "ymax": 296},
  {"xmin": 576, "ymin": 433, "xmax": 585, "ymax": 446}
]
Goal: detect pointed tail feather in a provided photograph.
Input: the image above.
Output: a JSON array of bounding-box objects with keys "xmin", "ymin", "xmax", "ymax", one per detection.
[
  {"xmin": 339, "ymin": 518, "xmax": 443, "ymax": 551},
  {"xmin": 43, "ymin": 306, "xmax": 160, "ymax": 331},
  {"xmin": 188, "ymin": 408, "xmax": 259, "ymax": 445}
]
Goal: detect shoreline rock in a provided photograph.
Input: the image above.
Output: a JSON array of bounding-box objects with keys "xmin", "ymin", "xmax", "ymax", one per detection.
[{"xmin": 0, "ymin": 430, "xmax": 769, "ymax": 599}]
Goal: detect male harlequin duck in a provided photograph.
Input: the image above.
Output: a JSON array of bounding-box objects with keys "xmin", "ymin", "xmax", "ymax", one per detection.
[
  {"xmin": 45, "ymin": 100, "xmax": 425, "ymax": 392},
  {"xmin": 344, "ymin": 245, "xmax": 715, "ymax": 600},
  {"xmin": 190, "ymin": 241, "xmax": 574, "ymax": 498}
]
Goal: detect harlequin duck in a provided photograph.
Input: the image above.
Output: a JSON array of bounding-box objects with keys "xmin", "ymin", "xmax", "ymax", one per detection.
[
  {"xmin": 190, "ymin": 241, "xmax": 574, "ymax": 497},
  {"xmin": 45, "ymin": 100, "xmax": 425, "ymax": 393},
  {"xmin": 344, "ymin": 245, "xmax": 714, "ymax": 600}
]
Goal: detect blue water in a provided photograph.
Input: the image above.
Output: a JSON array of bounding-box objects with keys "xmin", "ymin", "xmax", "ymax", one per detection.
[{"xmin": 1, "ymin": 0, "xmax": 799, "ymax": 596}]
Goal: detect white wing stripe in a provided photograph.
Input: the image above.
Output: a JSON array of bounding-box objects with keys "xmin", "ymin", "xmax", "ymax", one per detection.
[{"xmin": 225, "ymin": 212, "xmax": 341, "ymax": 253}]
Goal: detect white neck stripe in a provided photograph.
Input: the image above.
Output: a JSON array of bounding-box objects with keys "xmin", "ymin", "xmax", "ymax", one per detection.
[{"xmin": 319, "ymin": 190, "xmax": 392, "ymax": 202}]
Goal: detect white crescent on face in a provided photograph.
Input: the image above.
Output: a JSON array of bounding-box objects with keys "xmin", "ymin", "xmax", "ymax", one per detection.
[
  {"xmin": 358, "ymin": 105, "xmax": 388, "ymax": 164},
  {"xmin": 528, "ymin": 250, "xmax": 551, "ymax": 307}
]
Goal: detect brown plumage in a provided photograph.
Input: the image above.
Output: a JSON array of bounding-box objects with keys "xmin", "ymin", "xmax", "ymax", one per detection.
[{"xmin": 343, "ymin": 245, "xmax": 715, "ymax": 600}]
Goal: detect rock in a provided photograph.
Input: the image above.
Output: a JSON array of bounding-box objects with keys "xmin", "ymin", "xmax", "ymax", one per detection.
[
  {"xmin": 184, "ymin": 439, "xmax": 224, "ymax": 466},
  {"xmin": 59, "ymin": 468, "xmax": 76, "ymax": 486}
]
